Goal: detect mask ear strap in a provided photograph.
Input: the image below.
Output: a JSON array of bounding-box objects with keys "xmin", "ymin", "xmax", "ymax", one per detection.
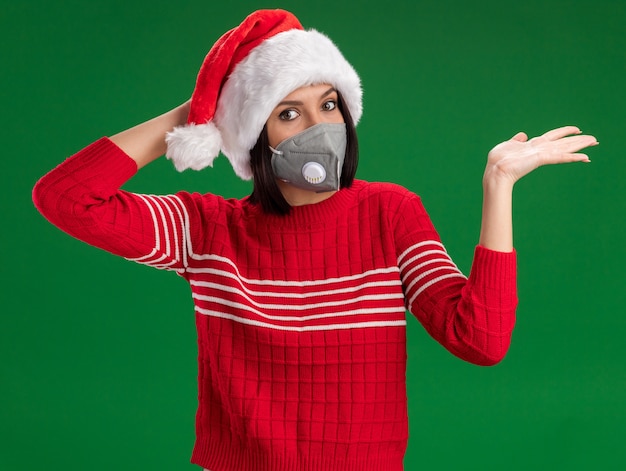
[{"xmin": 269, "ymin": 145, "xmax": 283, "ymax": 155}]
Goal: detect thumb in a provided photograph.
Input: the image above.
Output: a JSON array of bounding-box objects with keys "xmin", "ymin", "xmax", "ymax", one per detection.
[{"xmin": 511, "ymin": 131, "xmax": 528, "ymax": 142}]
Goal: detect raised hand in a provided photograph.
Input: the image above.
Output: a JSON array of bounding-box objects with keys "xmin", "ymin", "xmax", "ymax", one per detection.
[
  {"xmin": 478, "ymin": 126, "xmax": 598, "ymax": 252},
  {"xmin": 484, "ymin": 126, "xmax": 598, "ymax": 187}
]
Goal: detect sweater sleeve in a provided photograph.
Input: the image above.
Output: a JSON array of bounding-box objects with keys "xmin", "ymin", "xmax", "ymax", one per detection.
[
  {"xmin": 32, "ymin": 137, "xmax": 209, "ymax": 273},
  {"xmin": 392, "ymin": 189, "xmax": 518, "ymax": 366}
]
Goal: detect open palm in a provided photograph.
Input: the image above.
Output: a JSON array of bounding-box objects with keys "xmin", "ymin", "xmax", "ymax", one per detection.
[{"xmin": 485, "ymin": 126, "xmax": 598, "ymax": 185}]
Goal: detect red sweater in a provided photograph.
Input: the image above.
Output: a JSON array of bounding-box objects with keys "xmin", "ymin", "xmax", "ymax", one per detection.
[{"xmin": 33, "ymin": 138, "xmax": 517, "ymax": 471}]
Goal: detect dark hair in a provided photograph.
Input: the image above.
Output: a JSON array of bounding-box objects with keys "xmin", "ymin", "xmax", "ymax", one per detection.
[{"xmin": 248, "ymin": 90, "xmax": 359, "ymax": 215}]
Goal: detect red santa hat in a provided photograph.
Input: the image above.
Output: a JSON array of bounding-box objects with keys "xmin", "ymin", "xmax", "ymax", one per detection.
[{"xmin": 165, "ymin": 9, "xmax": 362, "ymax": 180}]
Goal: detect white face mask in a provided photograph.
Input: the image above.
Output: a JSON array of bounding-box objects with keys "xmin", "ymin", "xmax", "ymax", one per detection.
[{"xmin": 270, "ymin": 123, "xmax": 347, "ymax": 193}]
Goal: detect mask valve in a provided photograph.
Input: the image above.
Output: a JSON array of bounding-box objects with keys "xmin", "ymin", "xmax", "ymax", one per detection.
[{"xmin": 302, "ymin": 162, "xmax": 327, "ymax": 184}]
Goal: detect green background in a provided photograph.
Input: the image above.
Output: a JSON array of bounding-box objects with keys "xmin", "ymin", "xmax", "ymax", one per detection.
[{"xmin": 2, "ymin": 0, "xmax": 625, "ymax": 469}]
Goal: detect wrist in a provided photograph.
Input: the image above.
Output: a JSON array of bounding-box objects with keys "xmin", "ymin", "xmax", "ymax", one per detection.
[{"xmin": 482, "ymin": 165, "xmax": 515, "ymax": 193}]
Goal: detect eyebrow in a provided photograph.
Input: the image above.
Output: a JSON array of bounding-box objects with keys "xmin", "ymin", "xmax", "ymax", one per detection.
[{"xmin": 276, "ymin": 87, "xmax": 337, "ymax": 107}]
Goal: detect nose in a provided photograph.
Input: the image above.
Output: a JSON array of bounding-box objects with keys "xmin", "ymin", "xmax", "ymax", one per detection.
[
  {"xmin": 303, "ymin": 105, "xmax": 342, "ymax": 130},
  {"xmin": 303, "ymin": 108, "xmax": 325, "ymax": 128}
]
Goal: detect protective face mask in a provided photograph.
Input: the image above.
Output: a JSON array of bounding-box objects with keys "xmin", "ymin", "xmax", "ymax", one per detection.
[{"xmin": 270, "ymin": 123, "xmax": 347, "ymax": 193}]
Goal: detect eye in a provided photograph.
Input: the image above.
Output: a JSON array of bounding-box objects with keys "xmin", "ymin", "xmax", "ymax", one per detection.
[
  {"xmin": 279, "ymin": 109, "xmax": 299, "ymax": 121},
  {"xmin": 322, "ymin": 100, "xmax": 337, "ymax": 112}
]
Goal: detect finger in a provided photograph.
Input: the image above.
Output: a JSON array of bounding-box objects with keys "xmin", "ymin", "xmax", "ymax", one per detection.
[
  {"xmin": 541, "ymin": 125, "xmax": 582, "ymax": 141},
  {"xmin": 549, "ymin": 134, "xmax": 598, "ymax": 153},
  {"xmin": 540, "ymin": 152, "xmax": 591, "ymax": 166},
  {"xmin": 511, "ymin": 132, "xmax": 528, "ymax": 142}
]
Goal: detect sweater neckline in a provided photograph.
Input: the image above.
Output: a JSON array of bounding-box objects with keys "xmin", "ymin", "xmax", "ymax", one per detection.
[{"xmin": 245, "ymin": 180, "xmax": 365, "ymax": 227}]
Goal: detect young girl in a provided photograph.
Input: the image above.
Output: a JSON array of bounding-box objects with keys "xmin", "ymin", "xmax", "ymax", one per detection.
[{"xmin": 32, "ymin": 9, "xmax": 597, "ymax": 471}]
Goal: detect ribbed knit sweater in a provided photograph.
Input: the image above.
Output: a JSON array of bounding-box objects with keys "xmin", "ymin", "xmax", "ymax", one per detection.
[{"xmin": 33, "ymin": 138, "xmax": 517, "ymax": 471}]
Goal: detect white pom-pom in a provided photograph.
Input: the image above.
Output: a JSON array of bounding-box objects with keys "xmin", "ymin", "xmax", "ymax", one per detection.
[{"xmin": 165, "ymin": 122, "xmax": 223, "ymax": 172}]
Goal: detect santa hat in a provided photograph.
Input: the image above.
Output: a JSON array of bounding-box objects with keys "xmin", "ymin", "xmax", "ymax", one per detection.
[{"xmin": 165, "ymin": 9, "xmax": 362, "ymax": 180}]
